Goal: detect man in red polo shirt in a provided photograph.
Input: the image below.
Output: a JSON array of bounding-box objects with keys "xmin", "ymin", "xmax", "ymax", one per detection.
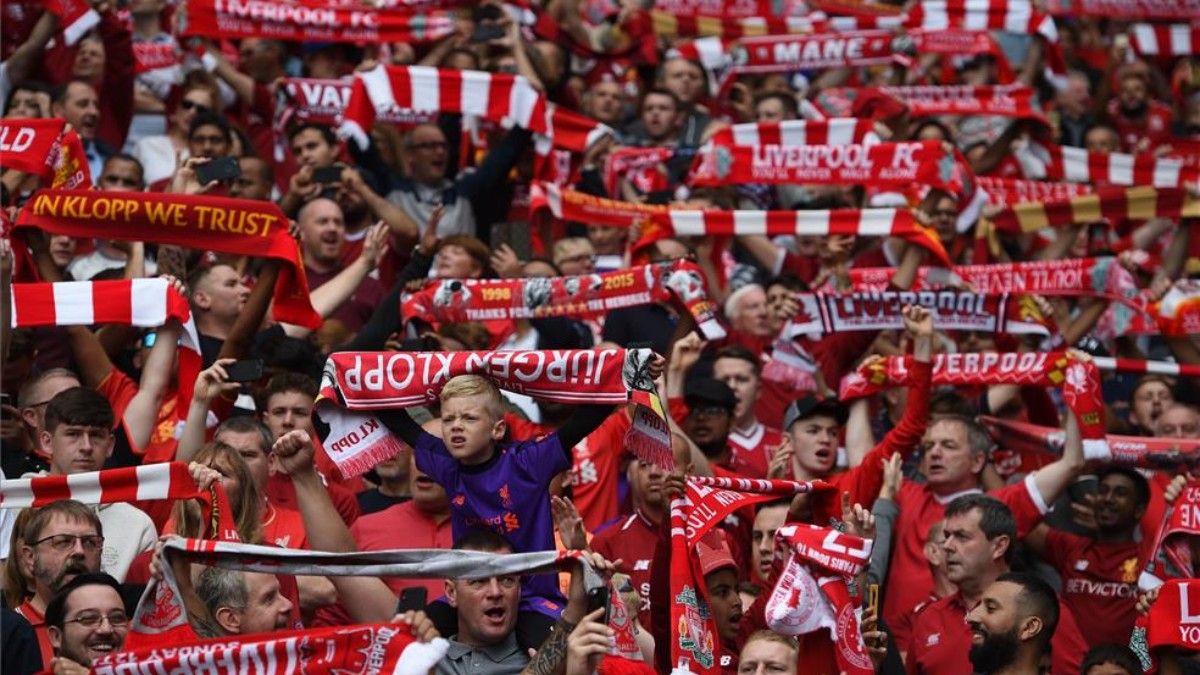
[{"xmin": 906, "ymin": 495, "xmax": 1088, "ymax": 675}]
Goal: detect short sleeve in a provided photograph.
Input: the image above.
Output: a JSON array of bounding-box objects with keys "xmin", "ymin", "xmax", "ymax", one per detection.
[
  {"xmin": 96, "ymin": 368, "xmax": 139, "ymax": 420},
  {"xmin": 413, "ymin": 431, "xmax": 458, "ymax": 489},
  {"xmin": 991, "ymin": 476, "xmax": 1048, "ymax": 538},
  {"xmin": 512, "ymin": 434, "xmax": 572, "ymax": 482}
]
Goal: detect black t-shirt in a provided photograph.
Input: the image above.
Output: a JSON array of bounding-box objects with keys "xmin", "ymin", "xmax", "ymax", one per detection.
[
  {"xmin": 2, "ymin": 607, "xmax": 42, "ymax": 674},
  {"xmin": 355, "ymin": 489, "xmax": 410, "ymax": 516}
]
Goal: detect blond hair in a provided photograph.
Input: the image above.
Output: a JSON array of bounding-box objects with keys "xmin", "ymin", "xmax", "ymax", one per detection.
[
  {"xmin": 440, "ymin": 375, "xmax": 505, "ymax": 419},
  {"xmin": 552, "ymin": 237, "xmax": 594, "ymax": 265},
  {"xmin": 742, "ymin": 629, "xmax": 799, "ymax": 653}
]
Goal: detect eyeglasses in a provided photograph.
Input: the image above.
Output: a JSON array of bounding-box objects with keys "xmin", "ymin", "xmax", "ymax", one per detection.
[
  {"xmin": 688, "ymin": 405, "xmax": 730, "ymax": 419},
  {"xmin": 32, "ymin": 534, "xmax": 104, "ymax": 552},
  {"xmin": 180, "ymin": 100, "xmax": 211, "ymax": 114},
  {"xmin": 64, "ymin": 610, "xmax": 129, "ymax": 629},
  {"xmin": 408, "ymin": 140, "xmax": 447, "ymax": 152}
]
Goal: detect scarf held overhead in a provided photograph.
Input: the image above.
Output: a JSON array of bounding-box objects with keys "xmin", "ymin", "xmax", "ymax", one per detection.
[
  {"xmin": 14, "ymin": 190, "xmax": 321, "ymax": 329},
  {"xmin": 179, "ymin": 0, "xmax": 455, "ymax": 43},
  {"xmin": 400, "ymin": 260, "xmax": 726, "ymax": 341},
  {"xmin": 781, "ymin": 291, "xmax": 1054, "ymax": 339},
  {"xmin": 0, "ymin": 117, "xmax": 92, "ymax": 189},
  {"xmin": 978, "ymin": 416, "xmax": 1200, "ymax": 471}
]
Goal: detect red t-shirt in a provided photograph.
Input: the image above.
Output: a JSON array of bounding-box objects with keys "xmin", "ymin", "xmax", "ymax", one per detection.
[
  {"xmin": 262, "ymin": 502, "xmax": 308, "ymax": 549},
  {"xmin": 883, "ymin": 478, "xmax": 1047, "ymax": 649},
  {"xmin": 591, "ymin": 509, "xmax": 661, "ymax": 627},
  {"xmin": 726, "ymin": 422, "xmax": 783, "ymax": 479},
  {"xmin": 1042, "ymin": 529, "xmax": 1142, "ymax": 646},
  {"xmin": 569, "ymin": 410, "xmax": 632, "ymax": 531},
  {"xmin": 906, "ymin": 591, "xmax": 1087, "ymax": 675},
  {"xmin": 314, "ymin": 500, "xmax": 453, "ymax": 626},
  {"xmin": 97, "ymin": 367, "xmax": 180, "ymax": 465},
  {"xmin": 265, "ymin": 473, "xmax": 360, "ymax": 527},
  {"xmin": 1106, "ymin": 98, "xmax": 1174, "ymax": 153}
]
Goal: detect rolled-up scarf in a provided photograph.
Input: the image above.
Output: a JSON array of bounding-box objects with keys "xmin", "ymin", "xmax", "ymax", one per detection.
[
  {"xmin": 978, "ymin": 416, "xmax": 1200, "ymax": 472},
  {"xmin": 14, "ymin": 190, "xmax": 322, "ymax": 329},
  {"xmin": 315, "ymin": 348, "xmax": 664, "ymax": 478},
  {"xmin": 400, "ymin": 260, "xmax": 725, "ymax": 341},
  {"xmin": 765, "ymin": 523, "xmax": 873, "ymax": 675}
]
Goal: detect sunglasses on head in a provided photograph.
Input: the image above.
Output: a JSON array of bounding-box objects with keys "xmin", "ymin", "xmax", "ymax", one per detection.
[{"xmin": 180, "ymin": 100, "xmax": 211, "ymax": 114}]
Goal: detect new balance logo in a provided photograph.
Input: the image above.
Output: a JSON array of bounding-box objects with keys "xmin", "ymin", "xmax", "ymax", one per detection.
[{"xmin": 634, "ymin": 560, "xmax": 651, "ymax": 571}]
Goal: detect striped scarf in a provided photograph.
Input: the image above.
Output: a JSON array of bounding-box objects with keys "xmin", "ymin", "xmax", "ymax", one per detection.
[{"xmin": 1130, "ymin": 23, "xmax": 1200, "ymax": 56}]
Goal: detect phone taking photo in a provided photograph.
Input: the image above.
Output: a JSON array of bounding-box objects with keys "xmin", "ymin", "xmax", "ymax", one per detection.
[
  {"xmin": 195, "ymin": 156, "xmax": 241, "ymax": 185},
  {"xmin": 224, "ymin": 359, "xmax": 264, "ymax": 383}
]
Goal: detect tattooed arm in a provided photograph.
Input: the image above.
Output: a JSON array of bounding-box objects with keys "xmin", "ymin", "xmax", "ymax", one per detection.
[
  {"xmin": 524, "ymin": 551, "xmax": 620, "ymax": 674},
  {"xmin": 521, "ymin": 617, "xmax": 576, "ymax": 675}
]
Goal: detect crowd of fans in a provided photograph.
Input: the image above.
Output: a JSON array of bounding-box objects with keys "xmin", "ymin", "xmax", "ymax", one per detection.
[{"xmin": 1, "ymin": 0, "xmax": 1200, "ymax": 673}]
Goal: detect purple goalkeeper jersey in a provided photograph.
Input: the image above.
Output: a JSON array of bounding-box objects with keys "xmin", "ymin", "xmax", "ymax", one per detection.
[{"xmin": 414, "ymin": 430, "xmax": 573, "ymax": 614}]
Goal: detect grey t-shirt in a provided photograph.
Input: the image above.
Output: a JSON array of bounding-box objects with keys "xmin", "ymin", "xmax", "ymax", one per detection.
[{"xmin": 437, "ymin": 632, "xmax": 528, "ymax": 675}]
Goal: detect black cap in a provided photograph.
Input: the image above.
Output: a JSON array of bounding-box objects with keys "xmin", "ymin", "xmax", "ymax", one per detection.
[
  {"xmin": 783, "ymin": 394, "xmax": 847, "ymax": 430},
  {"xmin": 684, "ymin": 378, "xmax": 737, "ymax": 412}
]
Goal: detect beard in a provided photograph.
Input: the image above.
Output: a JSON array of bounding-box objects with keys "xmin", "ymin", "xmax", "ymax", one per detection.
[
  {"xmin": 1119, "ymin": 100, "xmax": 1148, "ymax": 118},
  {"xmin": 968, "ymin": 627, "xmax": 1020, "ymax": 674},
  {"xmin": 35, "ymin": 556, "xmax": 92, "ymax": 593}
]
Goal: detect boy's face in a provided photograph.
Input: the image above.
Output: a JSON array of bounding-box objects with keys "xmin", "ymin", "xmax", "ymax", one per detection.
[{"xmin": 440, "ymin": 394, "xmax": 506, "ymax": 465}]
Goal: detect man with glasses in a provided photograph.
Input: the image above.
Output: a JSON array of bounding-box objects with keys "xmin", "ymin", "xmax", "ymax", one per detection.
[
  {"xmin": 15, "ymin": 500, "xmax": 107, "ymax": 666},
  {"xmin": 45, "ymin": 572, "xmax": 129, "ymax": 669}
]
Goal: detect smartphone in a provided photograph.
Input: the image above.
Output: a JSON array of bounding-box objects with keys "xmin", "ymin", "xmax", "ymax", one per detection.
[
  {"xmin": 586, "ymin": 585, "xmax": 611, "ymax": 624},
  {"xmin": 224, "ymin": 359, "xmax": 264, "ymax": 383},
  {"xmin": 0, "ymin": 393, "xmax": 11, "ymax": 409},
  {"xmin": 396, "ymin": 587, "xmax": 427, "ymax": 613},
  {"xmin": 471, "ymin": 23, "xmax": 506, "ymax": 43},
  {"xmin": 195, "ymin": 156, "xmax": 241, "ymax": 185},
  {"xmin": 313, "ymin": 165, "xmax": 344, "ymax": 184}
]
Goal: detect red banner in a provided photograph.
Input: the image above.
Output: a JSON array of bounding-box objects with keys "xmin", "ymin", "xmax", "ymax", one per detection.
[
  {"xmin": 0, "ymin": 118, "xmax": 92, "ymax": 189},
  {"xmin": 180, "ymin": 0, "xmax": 455, "ymax": 43}
]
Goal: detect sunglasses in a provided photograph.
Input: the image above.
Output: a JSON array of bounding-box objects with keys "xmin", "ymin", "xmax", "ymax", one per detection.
[{"xmin": 180, "ymin": 100, "xmax": 212, "ymax": 114}]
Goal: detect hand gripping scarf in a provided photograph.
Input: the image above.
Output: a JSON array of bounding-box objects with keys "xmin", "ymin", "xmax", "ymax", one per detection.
[
  {"xmin": 119, "ymin": 536, "xmax": 603, "ymax": 669},
  {"xmin": 179, "ymin": 0, "xmax": 456, "ymax": 44},
  {"xmin": 9, "ymin": 279, "xmax": 202, "ymax": 433},
  {"xmin": 315, "ymin": 348, "xmax": 664, "ymax": 478},
  {"xmin": 1131, "ymin": 579, "xmax": 1200, "ymax": 673},
  {"xmin": 528, "ymin": 182, "xmax": 953, "ymax": 267},
  {"xmin": 839, "ymin": 352, "xmax": 1110, "ymax": 459},
  {"xmin": 670, "ymin": 476, "xmax": 833, "ymax": 674},
  {"xmin": 978, "ymin": 416, "xmax": 1200, "ymax": 473},
  {"xmin": 14, "ymin": 190, "xmax": 322, "ymax": 329},
  {"xmin": 687, "ymin": 140, "xmax": 964, "ymax": 197},
  {"xmin": 0, "ymin": 117, "xmax": 92, "ymax": 189},
  {"xmin": 400, "ymin": 260, "xmax": 726, "ymax": 341},
  {"xmin": 781, "ymin": 291, "xmax": 1054, "ymax": 339},
  {"xmin": 765, "ymin": 524, "xmax": 873, "ymax": 675}
]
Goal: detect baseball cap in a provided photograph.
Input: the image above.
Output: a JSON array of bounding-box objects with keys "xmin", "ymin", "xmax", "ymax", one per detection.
[
  {"xmin": 783, "ymin": 394, "xmax": 848, "ymax": 431},
  {"xmin": 696, "ymin": 530, "xmax": 736, "ymax": 577},
  {"xmin": 684, "ymin": 378, "xmax": 737, "ymax": 412}
]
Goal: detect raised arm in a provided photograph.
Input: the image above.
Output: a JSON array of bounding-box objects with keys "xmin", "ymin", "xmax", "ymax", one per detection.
[
  {"xmin": 217, "ymin": 259, "xmax": 279, "ymax": 360},
  {"xmin": 3, "ymin": 11, "xmax": 57, "ymax": 89},
  {"xmin": 123, "ymin": 320, "xmax": 181, "ymax": 450},
  {"xmin": 1029, "ymin": 395, "xmax": 1086, "ymax": 508},
  {"xmin": 281, "ymin": 223, "xmax": 389, "ymax": 338}
]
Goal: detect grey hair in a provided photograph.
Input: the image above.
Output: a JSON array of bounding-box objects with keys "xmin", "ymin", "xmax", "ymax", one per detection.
[
  {"xmin": 215, "ymin": 416, "xmax": 274, "ymax": 455},
  {"xmin": 196, "ymin": 567, "xmax": 249, "ymax": 617},
  {"xmin": 18, "ymin": 368, "xmax": 80, "ymax": 407},
  {"xmin": 931, "ymin": 414, "xmax": 995, "ymax": 456}
]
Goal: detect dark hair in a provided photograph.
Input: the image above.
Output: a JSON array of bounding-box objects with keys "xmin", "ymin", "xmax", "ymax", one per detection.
[
  {"xmin": 44, "ymin": 572, "xmax": 122, "ymax": 629},
  {"xmin": 929, "ymin": 392, "xmax": 977, "ymax": 418},
  {"xmin": 752, "ymin": 91, "xmax": 799, "ymax": 119},
  {"xmin": 287, "ymin": 122, "xmax": 337, "ymax": 148},
  {"xmin": 257, "ymin": 373, "xmax": 318, "ymax": 410},
  {"xmin": 765, "ymin": 274, "xmax": 808, "ymax": 293},
  {"xmin": 51, "ymin": 78, "xmax": 95, "ymax": 105},
  {"xmin": 188, "ymin": 111, "xmax": 233, "ymax": 143},
  {"xmin": 756, "ymin": 497, "xmax": 791, "ymax": 514},
  {"xmin": 453, "ymin": 530, "xmax": 513, "ymax": 553},
  {"xmin": 714, "ymin": 346, "xmax": 762, "ymax": 377},
  {"xmin": 239, "ymin": 155, "xmax": 275, "ymax": 185},
  {"xmin": 640, "ymin": 87, "xmax": 681, "ymax": 114},
  {"xmin": 215, "ymin": 416, "xmax": 273, "ymax": 455},
  {"xmin": 43, "ymin": 388, "xmax": 114, "ymax": 434},
  {"xmin": 5, "ymin": 79, "xmax": 51, "ymax": 111},
  {"xmin": 944, "ymin": 494, "xmax": 1016, "ymax": 564},
  {"xmin": 101, "ymin": 153, "xmax": 145, "ymax": 185},
  {"xmin": 441, "ymin": 47, "xmax": 480, "ymax": 70},
  {"xmin": 1081, "ymin": 643, "xmax": 1142, "ymax": 675},
  {"xmin": 995, "ymin": 571, "xmax": 1058, "ymax": 650},
  {"xmin": 1096, "ymin": 465, "xmax": 1151, "ymax": 507}
]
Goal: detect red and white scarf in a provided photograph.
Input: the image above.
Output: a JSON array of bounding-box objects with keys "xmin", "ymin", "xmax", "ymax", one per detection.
[
  {"xmin": 985, "ymin": 185, "xmax": 1197, "ymax": 233},
  {"xmin": 978, "ymin": 416, "xmax": 1200, "ymax": 473},
  {"xmin": 132, "ymin": 42, "xmax": 182, "ymax": 80},
  {"xmin": 602, "ymin": 146, "xmax": 677, "ymax": 197},
  {"xmin": 0, "ymin": 118, "xmax": 92, "ymax": 190},
  {"xmin": 839, "ymin": 352, "xmax": 1110, "ymax": 458},
  {"xmin": 340, "ymin": 65, "xmax": 611, "ymax": 161},
  {"xmin": 728, "ymin": 30, "xmax": 907, "ymax": 75},
  {"xmin": 1141, "ymin": 479, "xmax": 1200, "ymax": 588},
  {"xmin": 44, "ymin": 0, "xmax": 100, "ymax": 45},
  {"xmin": 1027, "ymin": 145, "xmax": 1200, "ymax": 188},
  {"xmin": 179, "ymin": 0, "xmax": 455, "ymax": 44},
  {"xmin": 854, "ymin": 85, "xmax": 1047, "ymax": 123},
  {"xmin": 1130, "ymin": 24, "xmax": 1200, "ymax": 56},
  {"xmin": 976, "ymin": 176, "xmax": 1093, "ymax": 207},
  {"xmin": 315, "ymin": 348, "xmax": 662, "ymax": 478},
  {"xmin": 401, "ymin": 260, "xmax": 726, "ymax": 341},
  {"xmin": 766, "ymin": 524, "xmax": 873, "ymax": 675},
  {"xmin": 9, "ymin": 279, "xmax": 201, "ymax": 421},
  {"xmin": 708, "ymin": 118, "xmax": 880, "ymax": 147},
  {"xmin": 905, "ymin": 0, "xmax": 1056, "ymax": 42},
  {"xmin": 687, "ymin": 140, "xmax": 962, "ymax": 194},
  {"xmin": 281, "ymin": 77, "xmax": 434, "ymax": 127},
  {"xmin": 782, "ymin": 291, "xmax": 1054, "ymax": 339},
  {"xmin": 1044, "ymin": 0, "xmax": 1200, "ymax": 19},
  {"xmin": 15, "ymin": 190, "xmax": 321, "ymax": 329},
  {"xmin": 670, "ymin": 476, "xmax": 832, "ymax": 674},
  {"xmin": 125, "ymin": 536, "xmax": 600, "ymax": 656}
]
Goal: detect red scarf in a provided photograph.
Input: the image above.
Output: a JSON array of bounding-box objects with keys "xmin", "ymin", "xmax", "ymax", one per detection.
[
  {"xmin": 14, "ymin": 190, "xmax": 321, "ymax": 329},
  {"xmin": 603, "ymin": 146, "xmax": 676, "ymax": 197},
  {"xmin": 179, "ymin": 0, "xmax": 455, "ymax": 44},
  {"xmin": 1044, "ymin": 0, "xmax": 1200, "ymax": 19},
  {"xmin": 315, "ymin": 348, "xmax": 662, "ymax": 478},
  {"xmin": 905, "ymin": 0, "xmax": 1057, "ymax": 41},
  {"xmin": 987, "ymin": 185, "xmax": 1197, "ymax": 234},
  {"xmin": 1141, "ymin": 580, "xmax": 1200, "ymax": 656},
  {"xmin": 853, "ymin": 85, "xmax": 1047, "ymax": 124},
  {"xmin": 10, "ymin": 279, "xmax": 201, "ymax": 435},
  {"xmin": 669, "ymin": 477, "xmax": 833, "ymax": 674},
  {"xmin": 1131, "ymin": 24, "xmax": 1200, "ymax": 56},
  {"xmin": 132, "ymin": 42, "xmax": 181, "ymax": 77},
  {"xmin": 782, "ymin": 292, "xmax": 1054, "ymax": 339},
  {"xmin": 978, "ymin": 416, "xmax": 1200, "ymax": 471},
  {"xmin": 709, "ymin": 118, "xmax": 879, "ymax": 147},
  {"xmin": 0, "ymin": 118, "xmax": 92, "ymax": 189},
  {"xmin": 688, "ymin": 140, "xmax": 963, "ymax": 196},
  {"xmin": 840, "ymin": 353, "xmax": 1109, "ymax": 458},
  {"xmin": 1143, "ymin": 480, "xmax": 1200, "ymax": 587},
  {"xmin": 976, "ymin": 176, "xmax": 1093, "ymax": 207},
  {"xmin": 765, "ymin": 524, "xmax": 873, "ymax": 675},
  {"xmin": 44, "ymin": 0, "xmax": 99, "ymax": 45},
  {"xmin": 401, "ymin": 260, "xmax": 726, "ymax": 341}
]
